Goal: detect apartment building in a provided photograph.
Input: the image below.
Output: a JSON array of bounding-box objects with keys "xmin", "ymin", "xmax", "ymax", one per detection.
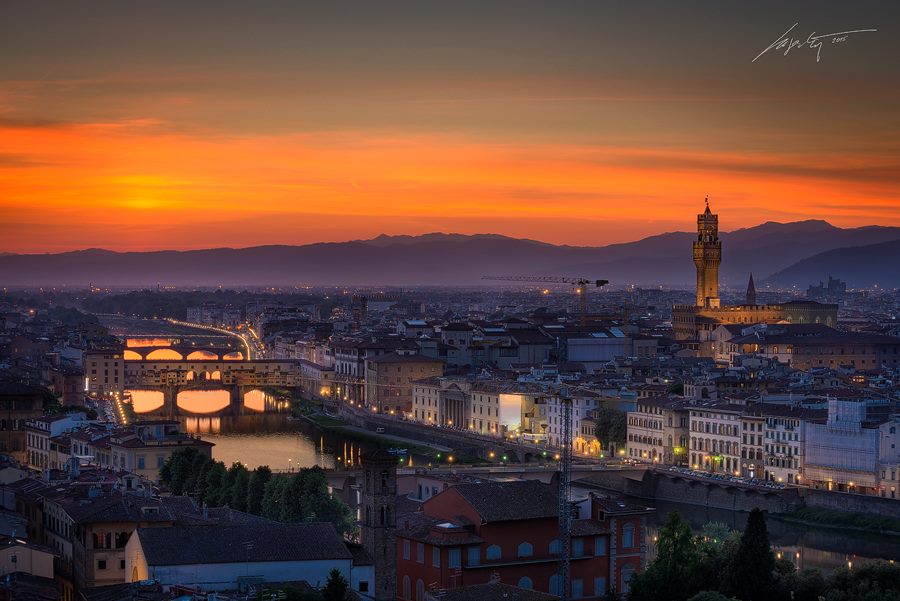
[
  {"xmin": 626, "ymin": 398, "xmax": 690, "ymax": 465},
  {"xmin": 84, "ymin": 348, "xmax": 125, "ymax": 397},
  {"xmin": 689, "ymin": 403, "xmax": 743, "ymax": 475}
]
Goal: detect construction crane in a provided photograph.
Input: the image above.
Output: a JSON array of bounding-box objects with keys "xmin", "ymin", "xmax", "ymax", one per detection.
[
  {"xmin": 482, "ymin": 276, "xmax": 609, "ymax": 325},
  {"xmin": 557, "ymin": 396, "xmax": 573, "ymax": 601}
]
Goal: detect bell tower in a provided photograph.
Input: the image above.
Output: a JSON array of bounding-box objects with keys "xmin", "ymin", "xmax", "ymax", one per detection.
[
  {"xmin": 361, "ymin": 449, "xmax": 397, "ymax": 601},
  {"xmin": 693, "ymin": 197, "xmax": 721, "ymax": 308}
]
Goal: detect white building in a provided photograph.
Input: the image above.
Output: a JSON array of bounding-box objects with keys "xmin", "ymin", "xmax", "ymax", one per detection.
[
  {"xmin": 546, "ymin": 394, "xmax": 600, "ymax": 450},
  {"xmin": 689, "ymin": 403, "xmax": 743, "ymax": 475},
  {"xmin": 626, "ymin": 398, "xmax": 690, "ymax": 465},
  {"xmin": 804, "ymin": 398, "xmax": 894, "ymax": 495},
  {"xmin": 25, "ymin": 412, "xmax": 89, "ymax": 470}
]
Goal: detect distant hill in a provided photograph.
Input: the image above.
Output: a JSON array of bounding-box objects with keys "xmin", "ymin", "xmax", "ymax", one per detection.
[
  {"xmin": 765, "ymin": 239, "xmax": 900, "ymax": 288},
  {"xmin": 2, "ymin": 221, "xmax": 899, "ymax": 287}
]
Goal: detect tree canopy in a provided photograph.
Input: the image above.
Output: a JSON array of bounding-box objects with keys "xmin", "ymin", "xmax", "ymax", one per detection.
[{"xmin": 160, "ymin": 448, "xmax": 356, "ymax": 537}]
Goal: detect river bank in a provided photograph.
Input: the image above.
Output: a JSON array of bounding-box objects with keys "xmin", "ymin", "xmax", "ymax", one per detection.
[{"xmin": 772, "ymin": 507, "xmax": 900, "ymax": 537}]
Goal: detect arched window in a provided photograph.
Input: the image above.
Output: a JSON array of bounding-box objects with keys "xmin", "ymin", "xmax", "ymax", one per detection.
[
  {"xmin": 549, "ymin": 539, "xmax": 561, "ymax": 555},
  {"xmin": 622, "ymin": 524, "xmax": 635, "ymax": 549},
  {"xmin": 486, "ymin": 544, "xmax": 501, "ymax": 560},
  {"xmin": 416, "ymin": 579, "xmax": 425, "ymax": 601},
  {"xmin": 518, "ymin": 576, "xmax": 533, "ymax": 590},
  {"xmin": 402, "ymin": 576, "xmax": 410, "ymax": 600},
  {"xmin": 517, "ymin": 542, "xmax": 533, "ymax": 558},
  {"xmin": 549, "ymin": 574, "xmax": 561, "ymax": 595}
]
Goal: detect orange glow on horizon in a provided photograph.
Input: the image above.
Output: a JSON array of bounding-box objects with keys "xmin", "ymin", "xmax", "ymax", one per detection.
[{"xmin": 1, "ymin": 120, "xmax": 898, "ymax": 253}]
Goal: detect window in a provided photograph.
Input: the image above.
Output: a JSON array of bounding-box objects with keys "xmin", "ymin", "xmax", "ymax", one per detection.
[
  {"xmin": 550, "ymin": 574, "xmax": 561, "ymax": 596},
  {"xmin": 402, "ymin": 539, "xmax": 410, "ymax": 560},
  {"xmin": 594, "ymin": 577, "xmax": 607, "ymax": 596},
  {"xmin": 549, "ymin": 539, "xmax": 561, "ymax": 555},
  {"xmin": 402, "ymin": 576, "xmax": 411, "ymax": 600},
  {"xmin": 572, "ymin": 538, "xmax": 584, "ymax": 557},
  {"xmin": 416, "ymin": 579, "xmax": 425, "ymax": 601},
  {"xmin": 622, "ymin": 524, "xmax": 635, "ymax": 549},
  {"xmin": 467, "ymin": 547, "xmax": 480, "ymax": 566},
  {"xmin": 517, "ymin": 542, "xmax": 533, "ymax": 558},
  {"xmin": 359, "ymin": 581, "xmax": 369, "ymax": 593},
  {"xmin": 432, "ymin": 547, "xmax": 440, "ymax": 568},
  {"xmin": 416, "ymin": 542, "xmax": 424, "ymax": 564},
  {"xmin": 518, "ymin": 577, "xmax": 533, "ymax": 590},
  {"xmin": 137, "ymin": 456, "xmax": 145, "ymax": 470},
  {"xmin": 97, "ymin": 560, "xmax": 107, "ymax": 570},
  {"xmin": 486, "ymin": 544, "xmax": 501, "ymax": 560},
  {"xmin": 572, "ymin": 579, "xmax": 584, "ymax": 599},
  {"xmin": 119, "ymin": 559, "xmax": 126, "ymax": 569},
  {"xmin": 448, "ymin": 548, "xmax": 461, "ymax": 569}
]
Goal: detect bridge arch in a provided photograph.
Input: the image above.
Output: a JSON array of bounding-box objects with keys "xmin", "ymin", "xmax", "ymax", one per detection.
[
  {"xmin": 177, "ymin": 389, "xmax": 230, "ymax": 414},
  {"xmin": 222, "ymin": 351, "xmax": 244, "ymax": 361},
  {"xmin": 146, "ymin": 348, "xmax": 184, "ymax": 360},
  {"xmin": 186, "ymin": 350, "xmax": 218, "ymax": 361},
  {"xmin": 123, "ymin": 350, "xmax": 143, "ymax": 361}
]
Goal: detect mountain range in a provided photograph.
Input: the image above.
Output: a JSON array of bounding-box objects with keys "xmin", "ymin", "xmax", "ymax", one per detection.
[{"xmin": 2, "ymin": 220, "xmax": 899, "ymax": 287}]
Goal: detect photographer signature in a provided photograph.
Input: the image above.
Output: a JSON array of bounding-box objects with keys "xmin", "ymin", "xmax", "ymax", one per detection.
[{"xmin": 753, "ymin": 22, "xmax": 876, "ymax": 63}]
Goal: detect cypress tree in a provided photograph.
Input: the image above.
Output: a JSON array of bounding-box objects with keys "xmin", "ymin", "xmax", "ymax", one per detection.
[{"xmin": 722, "ymin": 509, "xmax": 775, "ymax": 601}]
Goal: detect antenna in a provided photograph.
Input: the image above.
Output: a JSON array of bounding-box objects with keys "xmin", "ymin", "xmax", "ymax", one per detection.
[{"xmin": 557, "ymin": 397, "xmax": 573, "ymax": 601}]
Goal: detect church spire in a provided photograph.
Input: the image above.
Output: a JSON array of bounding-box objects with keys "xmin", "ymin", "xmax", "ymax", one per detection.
[
  {"xmin": 704, "ymin": 195, "xmax": 711, "ymax": 214},
  {"xmin": 746, "ymin": 273, "xmax": 757, "ymax": 305}
]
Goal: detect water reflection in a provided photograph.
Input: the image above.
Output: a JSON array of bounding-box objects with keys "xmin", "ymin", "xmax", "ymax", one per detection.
[
  {"xmin": 177, "ymin": 389, "xmax": 230, "ymax": 413},
  {"xmin": 243, "ymin": 389, "xmax": 269, "ymax": 412},
  {"xmin": 641, "ymin": 498, "xmax": 900, "ymax": 572},
  {"xmin": 181, "ymin": 414, "xmax": 337, "ymax": 470},
  {"xmin": 127, "ymin": 388, "xmax": 283, "ymax": 414},
  {"xmin": 127, "ymin": 389, "xmax": 164, "ymax": 412}
]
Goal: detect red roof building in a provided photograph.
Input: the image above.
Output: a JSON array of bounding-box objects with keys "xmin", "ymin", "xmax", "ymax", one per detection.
[{"xmin": 395, "ymin": 480, "xmax": 651, "ymax": 600}]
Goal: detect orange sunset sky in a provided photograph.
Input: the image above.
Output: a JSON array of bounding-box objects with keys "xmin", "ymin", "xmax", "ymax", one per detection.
[{"xmin": 1, "ymin": 1, "xmax": 898, "ymax": 253}]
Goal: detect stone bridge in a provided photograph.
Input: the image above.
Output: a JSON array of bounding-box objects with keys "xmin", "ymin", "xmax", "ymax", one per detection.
[
  {"xmin": 124, "ymin": 359, "xmax": 300, "ymax": 416},
  {"xmin": 123, "ymin": 344, "xmax": 246, "ymax": 361}
]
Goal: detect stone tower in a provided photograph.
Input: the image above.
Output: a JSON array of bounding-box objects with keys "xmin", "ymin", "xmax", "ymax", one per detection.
[
  {"xmin": 693, "ymin": 197, "xmax": 722, "ymax": 308},
  {"xmin": 745, "ymin": 273, "xmax": 757, "ymax": 305},
  {"xmin": 360, "ymin": 449, "xmax": 397, "ymax": 601}
]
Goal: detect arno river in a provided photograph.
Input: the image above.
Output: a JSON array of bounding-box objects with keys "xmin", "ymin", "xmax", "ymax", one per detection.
[{"xmin": 104, "ymin": 316, "xmax": 900, "ymax": 574}]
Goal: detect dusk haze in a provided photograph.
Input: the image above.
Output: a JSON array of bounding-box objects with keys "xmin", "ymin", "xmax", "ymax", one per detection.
[{"xmin": 1, "ymin": 3, "xmax": 900, "ymax": 601}]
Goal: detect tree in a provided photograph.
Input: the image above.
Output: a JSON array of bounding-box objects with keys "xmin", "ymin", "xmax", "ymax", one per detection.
[
  {"xmin": 259, "ymin": 469, "xmax": 356, "ymax": 537},
  {"xmin": 322, "ymin": 568, "xmax": 349, "ymax": 601},
  {"xmin": 628, "ymin": 512, "xmax": 702, "ymax": 601},
  {"xmin": 230, "ymin": 469, "xmax": 251, "ymax": 511},
  {"xmin": 247, "ymin": 465, "xmax": 272, "ymax": 515},
  {"xmin": 823, "ymin": 561, "xmax": 900, "ymax": 601},
  {"xmin": 721, "ymin": 509, "xmax": 775, "ymax": 601},
  {"xmin": 160, "ymin": 447, "xmax": 200, "ymax": 495},
  {"xmin": 594, "ymin": 406, "xmax": 627, "ymax": 449},
  {"xmin": 202, "ymin": 462, "xmax": 228, "ymax": 507},
  {"xmin": 261, "ymin": 474, "xmax": 291, "ymax": 520}
]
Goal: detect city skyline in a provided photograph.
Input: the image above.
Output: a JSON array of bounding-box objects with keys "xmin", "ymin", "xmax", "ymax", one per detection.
[{"xmin": 2, "ymin": 1, "xmax": 899, "ymax": 252}]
